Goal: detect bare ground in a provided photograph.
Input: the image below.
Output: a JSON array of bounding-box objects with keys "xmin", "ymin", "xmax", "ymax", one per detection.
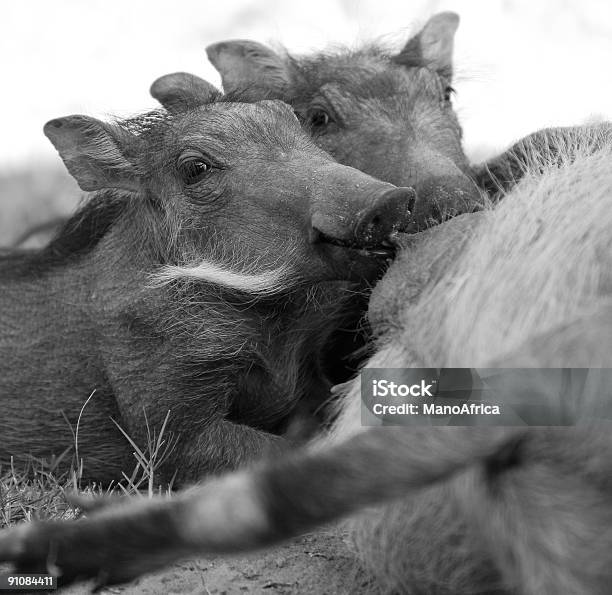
[{"xmin": 41, "ymin": 529, "xmax": 377, "ymax": 594}]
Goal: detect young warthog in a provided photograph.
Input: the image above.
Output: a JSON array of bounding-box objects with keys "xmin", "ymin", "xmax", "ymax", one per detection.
[
  {"xmin": 203, "ymin": 12, "xmax": 482, "ymax": 228},
  {"xmin": 0, "ymin": 86, "xmax": 417, "ymax": 485},
  {"xmin": 206, "ymin": 12, "xmax": 605, "ymax": 206},
  {"xmin": 5, "ymin": 126, "xmax": 610, "ymax": 594}
]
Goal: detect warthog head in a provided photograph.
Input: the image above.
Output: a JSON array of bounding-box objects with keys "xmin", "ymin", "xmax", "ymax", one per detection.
[
  {"xmin": 45, "ymin": 84, "xmax": 416, "ymax": 291},
  {"xmin": 205, "ymin": 12, "xmax": 482, "ymax": 231}
]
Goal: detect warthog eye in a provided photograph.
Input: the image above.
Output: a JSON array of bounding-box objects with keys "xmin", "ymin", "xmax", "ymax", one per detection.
[{"xmin": 177, "ymin": 152, "xmax": 213, "ymax": 185}]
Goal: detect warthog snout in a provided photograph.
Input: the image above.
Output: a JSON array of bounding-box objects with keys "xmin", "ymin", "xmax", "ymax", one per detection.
[
  {"xmin": 311, "ymin": 186, "xmax": 415, "ymax": 256},
  {"xmin": 353, "ymin": 187, "xmax": 416, "ymax": 246},
  {"xmin": 408, "ymin": 174, "xmax": 482, "ymax": 233}
]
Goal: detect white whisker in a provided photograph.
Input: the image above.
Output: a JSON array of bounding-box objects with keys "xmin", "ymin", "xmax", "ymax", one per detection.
[{"xmin": 153, "ymin": 259, "xmax": 293, "ymax": 296}]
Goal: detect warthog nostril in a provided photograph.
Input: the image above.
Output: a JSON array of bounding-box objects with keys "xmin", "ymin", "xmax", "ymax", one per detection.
[{"xmin": 354, "ymin": 187, "xmax": 415, "ymax": 246}]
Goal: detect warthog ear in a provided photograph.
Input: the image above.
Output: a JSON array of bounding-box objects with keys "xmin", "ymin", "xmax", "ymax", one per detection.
[
  {"xmin": 394, "ymin": 12, "xmax": 459, "ymax": 80},
  {"xmin": 206, "ymin": 40, "xmax": 288, "ymax": 97},
  {"xmin": 150, "ymin": 72, "xmax": 220, "ymax": 111},
  {"xmin": 44, "ymin": 115, "xmax": 138, "ymax": 193}
]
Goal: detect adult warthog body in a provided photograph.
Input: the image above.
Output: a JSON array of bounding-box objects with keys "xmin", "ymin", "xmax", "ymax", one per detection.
[
  {"xmin": 6, "ymin": 126, "xmax": 611, "ymax": 595},
  {"xmin": 0, "ymin": 91, "xmax": 415, "ymax": 485}
]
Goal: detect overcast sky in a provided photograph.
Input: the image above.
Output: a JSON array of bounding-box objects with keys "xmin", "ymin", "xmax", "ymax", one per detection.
[{"xmin": 2, "ymin": 0, "xmax": 611, "ymax": 168}]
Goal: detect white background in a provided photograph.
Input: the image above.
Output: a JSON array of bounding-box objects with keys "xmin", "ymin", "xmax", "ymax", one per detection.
[{"xmin": 1, "ymin": 0, "xmax": 611, "ymax": 167}]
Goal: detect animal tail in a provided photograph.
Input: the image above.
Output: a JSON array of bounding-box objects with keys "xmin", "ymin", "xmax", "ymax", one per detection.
[{"xmin": 0, "ymin": 426, "xmax": 523, "ymax": 587}]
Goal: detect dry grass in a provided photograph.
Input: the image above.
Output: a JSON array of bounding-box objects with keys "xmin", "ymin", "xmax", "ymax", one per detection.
[
  {"xmin": 0, "ymin": 460, "xmax": 79, "ymax": 526},
  {"xmin": 0, "ymin": 411, "xmax": 175, "ymax": 530}
]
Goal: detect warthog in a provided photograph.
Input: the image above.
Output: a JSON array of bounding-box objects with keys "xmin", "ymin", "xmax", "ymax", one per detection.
[
  {"xmin": 204, "ymin": 12, "xmax": 482, "ymax": 227},
  {"xmin": 208, "ymin": 12, "xmax": 609, "ymax": 208},
  {"xmin": 155, "ymin": 12, "xmax": 591, "ymax": 217},
  {"xmin": 0, "ymin": 85, "xmax": 418, "ymax": 485},
  {"xmin": 5, "ymin": 125, "xmax": 611, "ymax": 594}
]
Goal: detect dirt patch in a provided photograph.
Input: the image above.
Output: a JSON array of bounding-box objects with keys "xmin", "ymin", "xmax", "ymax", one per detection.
[{"xmin": 48, "ymin": 529, "xmax": 376, "ymax": 594}]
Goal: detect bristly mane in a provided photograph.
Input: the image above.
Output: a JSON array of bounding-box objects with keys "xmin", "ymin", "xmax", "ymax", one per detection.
[
  {"xmin": 0, "ymin": 191, "xmax": 130, "ymax": 279},
  {"xmin": 44, "ymin": 191, "xmax": 128, "ymax": 261}
]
